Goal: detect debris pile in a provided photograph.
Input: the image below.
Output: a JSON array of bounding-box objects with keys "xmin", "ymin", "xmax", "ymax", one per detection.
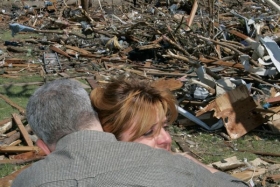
[{"xmin": 1, "ymin": 0, "xmax": 280, "ymax": 186}]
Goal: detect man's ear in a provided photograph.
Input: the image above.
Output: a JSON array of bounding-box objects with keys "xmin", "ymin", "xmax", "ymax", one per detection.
[{"xmin": 36, "ymin": 139, "xmax": 51, "ymax": 155}]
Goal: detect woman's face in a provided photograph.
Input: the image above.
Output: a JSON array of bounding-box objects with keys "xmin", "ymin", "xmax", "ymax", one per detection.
[{"xmin": 120, "ymin": 116, "xmax": 172, "ymax": 151}]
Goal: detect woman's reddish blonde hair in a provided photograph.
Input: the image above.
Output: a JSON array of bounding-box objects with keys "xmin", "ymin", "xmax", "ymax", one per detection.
[{"xmin": 90, "ymin": 77, "xmax": 178, "ymax": 141}]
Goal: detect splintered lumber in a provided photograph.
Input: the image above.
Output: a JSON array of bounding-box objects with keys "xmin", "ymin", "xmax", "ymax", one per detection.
[
  {"xmin": 0, "ymin": 147, "xmax": 46, "ymax": 164},
  {"xmin": 86, "ymin": 78, "xmax": 99, "ymax": 89},
  {"xmin": 9, "ymin": 140, "xmax": 22, "ymax": 146},
  {"xmin": 64, "ymin": 45, "xmax": 92, "ymax": 55},
  {"xmin": 0, "ymin": 94, "xmax": 25, "ymax": 114},
  {"xmin": 2, "ymin": 132, "xmax": 21, "ymax": 145},
  {"xmin": 2, "ymin": 62, "xmax": 40, "ymax": 68},
  {"xmin": 46, "ymin": 0, "xmax": 57, "ymax": 11},
  {"xmin": 65, "ymin": 47, "xmax": 101, "ymax": 58},
  {"xmin": 146, "ymin": 71, "xmax": 188, "ymax": 77},
  {"xmin": 232, "ymin": 168, "xmax": 267, "ymax": 181},
  {"xmin": 12, "ymin": 113, "xmax": 33, "ymax": 146},
  {"xmin": 0, "ymin": 121, "xmax": 12, "ymax": 134},
  {"xmin": 0, "ymin": 118, "xmax": 13, "ymax": 126},
  {"xmin": 4, "ymin": 58, "xmax": 27, "ymax": 64},
  {"xmin": 6, "ymin": 46, "xmax": 30, "ymax": 53},
  {"xmin": 0, "ymin": 146, "xmax": 40, "ymax": 153},
  {"xmin": 1, "ymin": 125, "xmax": 32, "ymax": 146},
  {"xmin": 186, "ymin": 0, "xmax": 198, "ymax": 30},
  {"xmin": 136, "ymin": 44, "xmax": 161, "ymax": 50},
  {"xmin": 266, "ymin": 95, "xmax": 280, "ymax": 105},
  {"xmin": 151, "ymin": 78, "xmax": 183, "ymax": 91},
  {"xmin": 9, "ymin": 148, "xmax": 46, "ymax": 160},
  {"xmin": 199, "ymin": 57, "xmax": 244, "ymax": 69},
  {"xmin": 227, "ymin": 29, "xmax": 255, "ymax": 44},
  {"xmin": 209, "ymin": 156, "xmax": 245, "ymax": 171},
  {"xmin": 49, "ymin": 45, "xmax": 72, "ymax": 58},
  {"xmin": 266, "ymin": 174, "xmax": 280, "ymax": 182}
]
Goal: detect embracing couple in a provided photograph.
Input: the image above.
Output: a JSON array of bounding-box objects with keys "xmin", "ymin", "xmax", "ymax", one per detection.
[{"xmin": 12, "ymin": 77, "xmax": 248, "ymax": 187}]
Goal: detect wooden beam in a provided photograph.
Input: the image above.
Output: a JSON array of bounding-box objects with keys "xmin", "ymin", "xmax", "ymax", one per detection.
[
  {"xmin": 0, "ymin": 146, "xmax": 40, "ymax": 153},
  {"xmin": 49, "ymin": 45, "xmax": 72, "ymax": 58},
  {"xmin": 12, "ymin": 113, "xmax": 33, "ymax": 146}
]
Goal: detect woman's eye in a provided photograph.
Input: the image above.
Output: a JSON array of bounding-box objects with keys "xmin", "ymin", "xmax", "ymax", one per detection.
[{"xmin": 143, "ymin": 129, "xmax": 154, "ymax": 137}]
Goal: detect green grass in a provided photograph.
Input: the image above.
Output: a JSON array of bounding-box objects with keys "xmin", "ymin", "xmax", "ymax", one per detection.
[
  {"xmin": 0, "ymin": 28, "xmax": 41, "ymax": 42},
  {"xmin": 0, "ymin": 164, "xmax": 15, "ymax": 178},
  {"xmin": 176, "ymin": 127, "xmax": 280, "ymax": 165},
  {"xmin": 0, "ymin": 76, "xmax": 42, "ymax": 119},
  {"xmin": 0, "ymin": 74, "xmax": 44, "ymax": 85}
]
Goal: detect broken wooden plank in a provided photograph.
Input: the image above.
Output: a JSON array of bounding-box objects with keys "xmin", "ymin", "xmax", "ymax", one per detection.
[
  {"xmin": 1, "ymin": 132, "xmax": 21, "ymax": 146},
  {"xmin": 199, "ymin": 57, "xmax": 244, "ymax": 69},
  {"xmin": 58, "ymin": 72, "xmax": 70, "ymax": 77},
  {"xmin": 151, "ymin": 78, "xmax": 183, "ymax": 91},
  {"xmin": 266, "ymin": 174, "xmax": 280, "ymax": 183},
  {"xmin": 1, "ymin": 126, "xmax": 32, "ymax": 146},
  {"xmin": 146, "ymin": 71, "xmax": 187, "ymax": 77},
  {"xmin": 4, "ymin": 58, "xmax": 27, "ymax": 64},
  {"xmin": 0, "ymin": 121, "xmax": 12, "ymax": 134},
  {"xmin": 0, "ymin": 118, "xmax": 13, "ymax": 127},
  {"xmin": 65, "ymin": 49, "xmax": 78, "ymax": 56},
  {"xmin": 49, "ymin": 45, "xmax": 72, "ymax": 58},
  {"xmin": 136, "ymin": 43, "xmax": 161, "ymax": 50},
  {"xmin": 9, "ymin": 139, "xmax": 22, "ymax": 146},
  {"xmin": 2, "ymin": 62, "xmax": 40, "ymax": 68},
  {"xmin": 12, "ymin": 113, "xmax": 33, "ymax": 146},
  {"xmin": 46, "ymin": 0, "xmax": 57, "ymax": 12},
  {"xmin": 172, "ymin": 136, "xmax": 202, "ymax": 160},
  {"xmin": 120, "ymin": 46, "xmax": 133, "ymax": 55},
  {"xmin": 0, "ymin": 94, "xmax": 25, "ymax": 114},
  {"xmin": 266, "ymin": 95, "xmax": 280, "ymax": 105},
  {"xmin": 209, "ymin": 156, "xmax": 245, "ymax": 171},
  {"xmin": 9, "ymin": 148, "xmax": 46, "ymax": 160},
  {"xmin": 0, "ymin": 146, "xmax": 40, "ymax": 153},
  {"xmin": 232, "ymin": 168, "xmax": 266, "ymax": 181},
  {"xmin": 227, "ymin": 29, "xmax": 255, "ymax": 44},
  {"xmin": 186, "ymin": 0, "xmax": 198, "ymax": 30},
  {"xmin": 64, "ymin": 45, "xmax": 92, "ymax": 55},
  {"xmin": 86, "ymin": 78, "xmax": 99, "ymax": 89}
]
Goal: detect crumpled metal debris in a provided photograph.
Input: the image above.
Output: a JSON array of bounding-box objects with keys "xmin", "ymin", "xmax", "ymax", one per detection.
[{"xmin": 9, "ymin": 23, "xmax": 35, "ymax": 37}]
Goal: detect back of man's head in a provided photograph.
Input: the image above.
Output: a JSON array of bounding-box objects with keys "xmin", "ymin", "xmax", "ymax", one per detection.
[{"xmin": 26, "ymin": 79, "xmax": 100, "ymax": 146}]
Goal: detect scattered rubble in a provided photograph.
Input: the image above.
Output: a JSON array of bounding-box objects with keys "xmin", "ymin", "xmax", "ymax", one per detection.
[{"xmin": 1, "ymin": 0, "xmax": 280, "ymax": 186}]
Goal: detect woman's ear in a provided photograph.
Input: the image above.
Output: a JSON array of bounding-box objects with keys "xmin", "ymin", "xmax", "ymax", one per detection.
[{"xmin": 36, "ymin": 139, "xmax": 51, "ymax": 155}]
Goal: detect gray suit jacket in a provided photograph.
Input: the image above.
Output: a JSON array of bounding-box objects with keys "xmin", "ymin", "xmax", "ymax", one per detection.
[{"xmin": 12, "ymin": 130, "xmax": 247, "ymax": 187}]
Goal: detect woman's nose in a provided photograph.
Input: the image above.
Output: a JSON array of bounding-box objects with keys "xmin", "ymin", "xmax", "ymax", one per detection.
[{"xmin": 156, "ymin": 127, "xmax": 172, "ymax": 145}]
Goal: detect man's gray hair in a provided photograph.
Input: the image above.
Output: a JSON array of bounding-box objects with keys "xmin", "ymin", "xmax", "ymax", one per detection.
[{"xmin": 26, "ymin": 79, "xmax": 99, "ymax": 145}]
